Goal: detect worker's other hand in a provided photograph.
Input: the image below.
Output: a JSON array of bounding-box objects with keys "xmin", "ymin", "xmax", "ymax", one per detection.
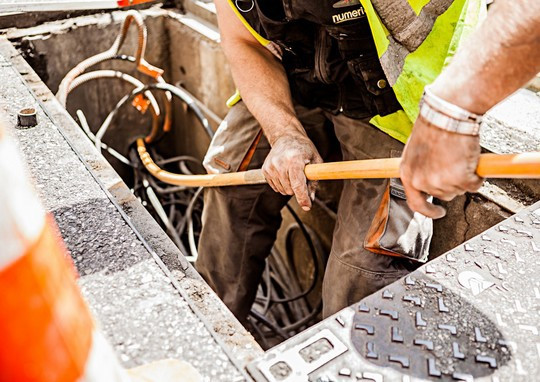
[
  {"xmin": 263, "ymin": 132, "xmax": 323, "ymax": 211},
  {"xmin": 400, "ymin": 117, "xmax": 484, "ymax": 219}
]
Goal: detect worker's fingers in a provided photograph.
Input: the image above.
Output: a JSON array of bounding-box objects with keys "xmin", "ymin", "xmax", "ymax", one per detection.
[
  {"xmin": 307, "ymin": 180, "xmax": 318, "ymax": 202},
  {"xmin": 421, "ymin": 173, "xmax": 483, "ymax": 201},
  {"xmin": 427, "ymin": 193, "xmax": 453, "ymax": 202},
  {"xmin": 465, "ymin": 175, "xmax": 485, "ymax": 193},
  {"xmin": 306, "ymin": 154, "xmax": 322, "ymax": 204},
  {"xmin": 262, "ymin": 168, "xmax": 277, "ymax": 192},
  {"xmin": 270, "ymin": 156, "xmax": 294, "ymax": 196},
  {"xmin": 262, "ymin": 162, "xmax": 285, "ymax": 194},
  {"xmin": 424, "ymin": 186, "xmax": 462, "ymax": 202},
  {"xmin": 264, "ymin": 154, "xmax": 299, "ymax": 195},
  {"xmin": 404, "ymin": 182, "xmax": 446, "ymax": 219},
  {"xmin": 289, "ymin": 162, "xmax": 311, "ymax": 211},
  {"xmin": 273, "ymin": 175, "xmax": 288, "ymax": 195},
  {"xmin": 265, "ymin": 176, "xmax": 279, "ymax": 194},
  {"xmin": 409, "ymin": 171, "xmax": 469, "ymax": 202},
  {"xmin": 280, "ymin": 167, "xmax": 295, "ymax": 196}
]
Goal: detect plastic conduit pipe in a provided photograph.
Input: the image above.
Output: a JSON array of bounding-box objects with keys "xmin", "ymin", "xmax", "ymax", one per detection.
[
  {"xmin": 66, "ymin": 70, "xmax": 162, "ymax": 151},
  {"xmin": 56, "ymin": 10, "xmax": 172, "ymax": 142}
]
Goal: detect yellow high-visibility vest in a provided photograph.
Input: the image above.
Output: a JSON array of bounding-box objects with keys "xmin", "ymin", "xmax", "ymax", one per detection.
[
  {"xmin": 361, "ymin": 0, "xmax": 486, "ymax": 142},
  {"xmin": 226, "ymin": 0, "xmax": 487, "ymax": 143}
]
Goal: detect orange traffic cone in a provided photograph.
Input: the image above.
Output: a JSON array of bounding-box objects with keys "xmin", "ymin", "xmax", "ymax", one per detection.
[{"xmin": 0, "ymin": 125, "xmax": 201, "ymax": 382}]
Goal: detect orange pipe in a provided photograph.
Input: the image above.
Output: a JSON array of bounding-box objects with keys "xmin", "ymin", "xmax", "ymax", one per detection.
[
  {"xmin": 117, "ymin": 0, "xmax": 157, "ymax": 8},
  {"xmin": 137, "ymin": 139, "xmax": 540, "ymax": 187}
]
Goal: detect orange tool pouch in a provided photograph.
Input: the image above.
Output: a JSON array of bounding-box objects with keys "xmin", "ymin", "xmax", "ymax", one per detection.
[
  {"xmin": 238, "ymin": 129, "xmax": 263, "ymax": 172},
  {"xmin": 364, "ymin": 176, "xmax": 433, "ymax": 263}
]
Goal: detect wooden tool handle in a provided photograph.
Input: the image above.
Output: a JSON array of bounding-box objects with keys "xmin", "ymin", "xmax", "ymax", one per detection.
[
  {"xmin": 304, "ymin": 152, "xmax": 540, "ymax": 181},
  {"xmin": 137, "ymin": 140, "xmax": 540, "ymax": 187},
  {"xmin": 476, "ymin": 152, "xmax": 540, "ymax": 178},
  {"xmin": 304, "ymin": 157, "xmax": 401, "ymax": 180}
]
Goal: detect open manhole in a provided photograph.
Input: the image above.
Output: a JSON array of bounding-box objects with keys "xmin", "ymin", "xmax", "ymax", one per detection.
[{"xmin": 6, "ymin": 4, "xmax": 534, "ymax": 352}]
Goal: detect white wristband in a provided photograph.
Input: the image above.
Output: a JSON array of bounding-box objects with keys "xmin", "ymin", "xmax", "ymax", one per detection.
[{"xmin": 420, "ymin": 85, "xmax": 483, "ymax": 136}]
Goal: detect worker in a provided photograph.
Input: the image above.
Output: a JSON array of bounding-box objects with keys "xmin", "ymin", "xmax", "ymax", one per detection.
[
  {"xmin": 401, "ymin": 0, "xmax": 540, "ymax": 217},
  {"xmin": 196, "ymin": 0, "xmax": 486, "ymax": 322}
]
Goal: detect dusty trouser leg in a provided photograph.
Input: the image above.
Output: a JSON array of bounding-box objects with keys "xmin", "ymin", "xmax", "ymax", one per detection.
[
  {"xmin": 322, "ymin": 115, "xmax": 419, "ymax": 317},
  {"xmin": 196, "ymin": 102, "xmax": 328, "ymax": 323},
  {"xmin": 197, "ymin": 182, "xmax": 288, "ymax": 323}
]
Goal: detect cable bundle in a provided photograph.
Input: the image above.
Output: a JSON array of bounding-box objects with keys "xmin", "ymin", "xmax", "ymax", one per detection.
[{"xmin": 58, "ymin": 10, "xmax": 328, "ymax": 348}]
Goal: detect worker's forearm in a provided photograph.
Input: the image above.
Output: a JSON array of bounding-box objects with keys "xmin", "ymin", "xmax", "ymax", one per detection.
[
  {"xmin": 222, "ymin": 41, "xmax": 305, "ymax": 145},
  {"xmin": 431, "ymin": 0, "xmax": 540, "ymax": 114}
]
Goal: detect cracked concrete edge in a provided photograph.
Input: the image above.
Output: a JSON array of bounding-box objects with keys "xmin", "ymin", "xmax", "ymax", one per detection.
[
  {"xmin": 463, "ymin": 195, "xmax": 511, "ymax": 242},
  {"xmin": 182, "ymin": 0, "xmax": 218, "ymax": 26},
  {"xmin": 478, "ymin": 182, "xmax": 526, "ymax": 215},
  {"xmin": 0, "ymin": 36, "xmax": 263, "ymax": 366},
  {"xmin": 1, "ymin": 4, "xmax": 217, "ymax": 42},
  {"xmin": 2, "ymin": 5, "xmax": 171, "ymax": 40},
  {"xmin": 0, "ymin": 1, "xmax": 164, "ymax": 29}
]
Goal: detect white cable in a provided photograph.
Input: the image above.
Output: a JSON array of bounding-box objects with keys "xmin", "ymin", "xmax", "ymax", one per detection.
[{"xmin": 76, "ymin": 110, "xmax": 131, "ymax": 166}]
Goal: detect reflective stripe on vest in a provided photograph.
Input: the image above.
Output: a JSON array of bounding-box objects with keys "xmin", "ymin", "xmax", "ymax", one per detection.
[
  {"xmin": 360, "ymin": 0, "xmax": 487, "ymax": 142},
  {"xmin": 226, "ymin": 0, "xmax": 270, "ymax": 46},
  {"xmin": 225, "ymin": 0, "xmax": 270, "ymax": 108}
]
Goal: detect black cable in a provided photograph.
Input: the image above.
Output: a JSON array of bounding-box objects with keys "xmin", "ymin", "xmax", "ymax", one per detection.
[
  {"xmin": 176, "ymin": 188, "xmax": 203, "ymax": 235},
  {"xmin": 249, "ymin": 203, "xmax": 326, "ymax": 343},
  {"xmin": 156, "ymin": 155, "xmax": 201, "ymax": 166},
  {"xmin": 267, "ymin": 205, "xmax": 321, "ymax": 304},
  {"xmin": 282, "ymin": 301, "xmax": 322, "ymax": 333},
  {"xmin": 96, "ymin": 82, "xmax": 213, "ymax": 142},
  {"xmin": 248, "ymin": 310, "xmax": 289, "ymax": 340},
  {"xmin": 261, "ymin": 260, "xmax": 273, "ymax": 314}
]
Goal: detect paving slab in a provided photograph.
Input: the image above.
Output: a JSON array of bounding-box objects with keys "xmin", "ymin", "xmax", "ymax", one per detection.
[{"xmin": 482, "ymin": 89, "xmax": 540, "ymax": 154}]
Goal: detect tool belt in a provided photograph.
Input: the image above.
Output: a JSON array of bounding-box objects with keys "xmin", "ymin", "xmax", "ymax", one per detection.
[{"xmin": 233, "ymin": 0, "xmax": 401, "ymax": 119}]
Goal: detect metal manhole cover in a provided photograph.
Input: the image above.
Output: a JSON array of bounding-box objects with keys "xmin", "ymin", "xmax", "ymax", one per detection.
[{"xmin": 350, "ymin": 274, "xmax": 511, "ymax": 380}]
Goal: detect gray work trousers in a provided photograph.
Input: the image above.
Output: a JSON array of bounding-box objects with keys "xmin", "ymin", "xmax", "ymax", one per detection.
[{"xmin": 196, "ymin": 102, "xmax": 418, "ymax": 323}]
